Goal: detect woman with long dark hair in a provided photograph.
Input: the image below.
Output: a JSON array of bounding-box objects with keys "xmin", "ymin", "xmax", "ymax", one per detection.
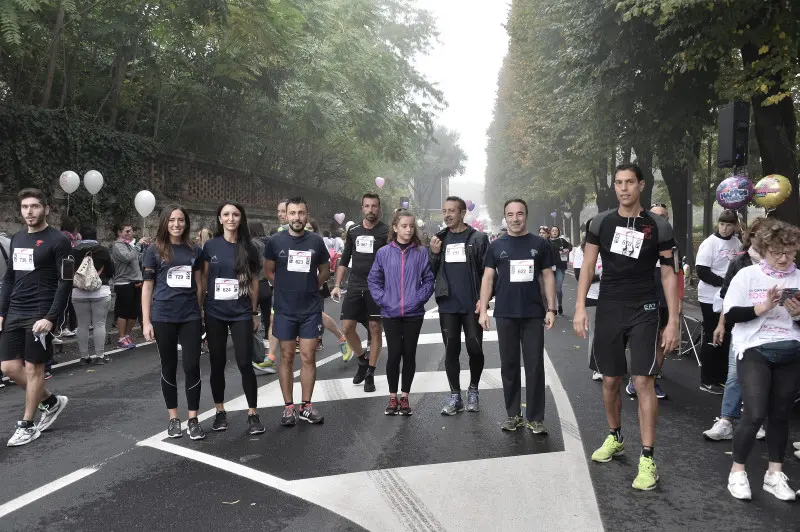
[
  {"xmin": 142, "ymin": 205, "xmax": 205, "ymax": 439},
  {"xmin": 201, "ymin": 202, "xmax": 264, "ymax": 435}
]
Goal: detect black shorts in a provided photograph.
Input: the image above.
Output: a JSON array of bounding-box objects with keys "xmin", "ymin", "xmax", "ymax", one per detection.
[
  {"xmin": 658, "ymin": 306, "xmax": 669, "ymax": 330},
  {"xmin": 341, "ymin": 289, "xmax": 381, "ymax": 322},
  {"xmin": 114, "ymin": 283, "xmax": 142, "ymax": 320},
  {"xmin": 0, "ymin": 328, "xmax": 53, "ymax": 365},
  {"xmin": 591, "ymin": 300, "xmax": 660, "ymax": 377}
]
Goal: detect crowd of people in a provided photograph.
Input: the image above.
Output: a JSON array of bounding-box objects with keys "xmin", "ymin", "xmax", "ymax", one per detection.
[{"xmin": 0, "ymin": 162, "xmax": 799, "ymax": 502}]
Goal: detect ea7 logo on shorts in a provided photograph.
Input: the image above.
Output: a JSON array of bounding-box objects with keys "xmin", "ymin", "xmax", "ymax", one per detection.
[{"xmin": 643, "ymin": 303, "xmax": 657, "ymax": 311}]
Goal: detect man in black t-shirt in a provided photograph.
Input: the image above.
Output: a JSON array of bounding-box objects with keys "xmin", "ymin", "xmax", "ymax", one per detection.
[
  {"xmin": 479, "ymin": 199, "xmax": 556, "ymax": 435},
  {"xmin": 0, "ymin": 189, "xmax": 71, "ymax": 447},
  {"xmin": 331, "ymin": 194, "xmax": 389, "ymax": 393},
  {"xmin": 573, "ymin": 163, "xmax": 679, "ymax": 492},
  {"xmin": 430, "ymin": 196, "xmax": 489, "ymax": 415}
]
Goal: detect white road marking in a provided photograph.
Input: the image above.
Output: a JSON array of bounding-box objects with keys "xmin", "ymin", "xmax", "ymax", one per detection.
[{"xmin": 0, "ymin": 467, "xmax": 98, "ymax": 519}]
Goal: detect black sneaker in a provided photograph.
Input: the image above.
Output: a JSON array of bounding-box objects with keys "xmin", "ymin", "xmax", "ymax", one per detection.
[
  {"xmin": 280, "ymin": 406, "xmax": 297, "ymax": 427},
  {"xmin": 364, "ymin": 372, "xmax": 376, "ymax": 393},
  {"xmin": 212, "ymin": 410, "xmax": 228, "ymax": 431},
  {"xmin": 699, "ymin": 384, "xmax": 724, "ymax": 395},
  {"xmin": 80, "ymin": 356, "xmax": 91, "ymax": 365},
  {"xmin": 187, "ymin": 417, "xmax": 205, "ymax": 440},
  {"xmin": 558, "ymin": 306, "xmax": 563, "ymax": 315},
  {"xmin": 167, "ymin": 418, "xmax": 182, "ymax": 438},
  {"xmin": 353, "ymin": 358, "xmax": 369, "ymax": 385},
  {"xmin": 248, "ymin": 414, "xmax": 265, "ymax": 435},
  {"xmin": 299, "ymin": 404, "xmax": 324, "ymax": 424},
  {"xmin": 398, "ymin": 396, "xmax": 412, "ymax": 416},
  {"xmin": 90, "ymin": 355, "xmax": 106, "ymax": 365}
]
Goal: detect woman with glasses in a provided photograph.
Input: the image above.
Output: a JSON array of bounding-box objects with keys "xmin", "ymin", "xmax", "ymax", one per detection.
[{"xmin": 723, "ymin": 220, "xmax": 800, "ymax": 501}]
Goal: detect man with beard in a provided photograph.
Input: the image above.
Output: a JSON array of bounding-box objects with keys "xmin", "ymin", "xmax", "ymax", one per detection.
[
  {"xmin": 331, "ymin": 194, "xmax": 389, "ymax": 393},
  {"xmin": 429, "ymin": 196, "xmax": 489, "ymax": 415},
  {"xmin": 0, "ymin": 189, "xmax": 71, "ymax": 446}
]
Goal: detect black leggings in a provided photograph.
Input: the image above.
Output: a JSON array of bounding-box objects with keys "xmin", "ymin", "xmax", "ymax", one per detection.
[
  {"xmin": 700, "ymin": 302, "xmax": 729, "ymax": 385},
  {"xmin": 439, "ymin": 312, "xmax": 484, "ymax": 392},
  {"xmin": 153, "ymin": 320, "xmax": 203, "ymax": 411},
  {"xmin": 258, "ymin": 280, "xmax": 272, "ymax": 339},
  {"xmin": 733, "ymin": 346, "xmax": 800, "ymax": 464},
  {"xmin": 205, "ymin": 315, "xmax": 258, "ymax": 409},
  {"xmin": 383, "ymin": 317, "xmax": 424, "ymax": 394}
]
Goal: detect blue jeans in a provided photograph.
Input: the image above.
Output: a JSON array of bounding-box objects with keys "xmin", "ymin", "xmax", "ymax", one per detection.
[
  {"xmin": 554, "ymin": 268, "xmax": 565, "ymax": 307},
  {"xmin": 720, "ymin": 344, "xmax": 741, "ymax": 419}
]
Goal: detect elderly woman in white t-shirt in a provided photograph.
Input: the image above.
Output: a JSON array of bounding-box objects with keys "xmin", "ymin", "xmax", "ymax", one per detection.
[{"xmin": 723, "ymin": 220, "xmax": 800, "ymax": 502}]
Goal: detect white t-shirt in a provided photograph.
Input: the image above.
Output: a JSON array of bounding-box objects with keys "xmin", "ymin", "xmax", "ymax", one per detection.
[
  {"xmin": 573, "ymin": 246, "xmax": 602, "ymax": 300},
  {"xmin": 696, "ymin": 234, "xmax": 741, "ymax": 303},
  {"xmin": 723, "ymin": 266, "xmax": 800, "ymax": 356}
]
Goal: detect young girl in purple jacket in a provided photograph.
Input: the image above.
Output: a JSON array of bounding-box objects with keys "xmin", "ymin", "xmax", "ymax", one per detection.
[{"xmin": 368, "ymin": 210, "xmax": 435, "ymax": 416}]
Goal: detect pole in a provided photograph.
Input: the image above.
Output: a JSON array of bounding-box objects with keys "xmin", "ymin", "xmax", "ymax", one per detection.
[{"xmin": 685, "ymin": 166, "xmax": 693, "ymax": 267}]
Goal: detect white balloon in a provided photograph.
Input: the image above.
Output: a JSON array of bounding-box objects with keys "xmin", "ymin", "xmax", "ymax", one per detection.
[
  {"xmin": 59, "ymin": 171, "xmax": 80, "ymax": 194},
  {"xmin": 416, "ymin": 219, "xmax": 424, "ymax": 228},
  {"xmin": 345, "ymin": 221, "xmax": 355, "ymax": 231},
  {"xmin": 134, "ymin": 190, "xmax": 156, "ymax": 218},
  {"xmin": 83, "ymin": 170, "xmax": 104, "ymax": 195}
]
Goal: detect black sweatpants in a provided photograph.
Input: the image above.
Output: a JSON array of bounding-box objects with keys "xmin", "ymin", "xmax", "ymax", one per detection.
[
  {"xmin": 732, "ymin": 345, "xmax": 800, "ymax": 464},
  {"xmin": 383, "ymin": 317, "xmax": 424, "ymax": 394},
  {"xmin": 700, "ymin": 302, "xmax": 729, "ymax": 385},
  {"xmin": 439, "ymin": 312, "xmax": 484, "ymax": 393},
  {"xmin": 153, "ymin": 320, "xmax": 203, "ymax": 411},
  {"xmin": 206, "ymin": 315, "xmax": 258, "ymax": 409},
  {"xmin": 496, "ymin": 317, "xmax": 545, "ymax": 422}
]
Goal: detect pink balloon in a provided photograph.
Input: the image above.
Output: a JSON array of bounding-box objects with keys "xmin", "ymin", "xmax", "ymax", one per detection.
[
  {"xmin": 334, "ymin": 213, "xmax": 345, "ymax": 225},
  {"xmin": 375, "ymin": 177, "xmax": 385, "ymax": 189}
]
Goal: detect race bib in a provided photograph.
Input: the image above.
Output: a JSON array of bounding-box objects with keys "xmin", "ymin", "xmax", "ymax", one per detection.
[
  {"xmin": 445, "ymin": 243, "xmax": 466, "ymax": 263},
  {"xmin": 12, "ymin": 248, "xmax": 34, "ymax": 271},
  {"xmin": 166, "ymin": 265, "xmax": 192, "ymax": 288},
  {"xmin": 559, "ymin": 250, "xmax": 569, "ymax": 262},
  {"xmin": 214, "ymin": 278, "xmax": 238, "ymax": 300},
  {"xmin": 510, "ymin": 259, "xmax": 534, "ymax": 283},
  {"xmin": 287, "ymin": 250, "xmax": 312, "ymax": 273},
  {"xmin": 355, "ymin": 236, "xmax": 374, "ymax": 254},
  {"xmin": 609, "ymin": 226, "xmax": 644, "ymax": 259}
]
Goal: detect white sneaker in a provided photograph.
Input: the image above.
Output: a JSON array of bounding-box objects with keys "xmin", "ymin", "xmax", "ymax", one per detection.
[
  {"xmin": 756, "ymin": 426, "xmax": 766, "ymax": 440},
  {"xmin": 7, "ymin": 422, "xmax": 41, "ymax": 447},
  {"xmin": 728, "ymin": 471, "xmax": 752, "ymax": 500},
  {"xmin": 61, "ymin": 329, "xmax": 76, "ymax": 337},
  {"xmin": 763, "ymin": 471, "xmax": 796, "ymax": 501},
  {"xmin": 591, "ymin": 371, "xmax": 603, "ymax": 381},
  {"xmin": 177, "ymin": 344, "xmax": 183, "ymax": 351},
  {"xmin": 703, "ymin": 418, "xmax": 734, "ymax": 441},
  {"xmin": 794, "ymin": 449, "xmax": 800, "ymax": 461},
  {"xmin": 37, "ymin": 395, "xmax": 68, "ymax": 432},
  {"xmin": 793, "ymin": 442, "xmax": 800, "ymax": 451}
]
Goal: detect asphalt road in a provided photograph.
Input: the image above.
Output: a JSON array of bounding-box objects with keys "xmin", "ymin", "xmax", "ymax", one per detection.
[{"xmin": 0, "ymin": 275, "xmax": 798, "ymax": 531}]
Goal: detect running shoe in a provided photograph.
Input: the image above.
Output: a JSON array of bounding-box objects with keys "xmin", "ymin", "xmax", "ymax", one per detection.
[
  {"xmin": 44, "ymin": 371, "xmax": 53, "ymax": 380},
  {"xmin": 37, "ymin": 395, "xmax": 68, "ymax": 431},
  {"xmin": 353, "ymin": 359, "xmax": 369, "ymax": 384},
  {"xmin": 591, "ymin": 371, "xmax": 603, "ymax": 381},
  {"xmin": 656, "ymin": 370, "xmax": 663, "ymax": 380},
  {"xmin": 763, "ymin": 471, "xmax": 796, "ymax": 501},
  {"xmin": 703, "ymin": 418, "xmax": 734, "ymax": 441},
  {"xmin": 728, "ymin": 471, "xmax": 751, "ymax": 500},
  {"xmin": 81, "ymin": 356, "xmax": 92, "ymax": 365},
  {"xmin": 281, "ymin": 405, "xmax": 298, "ymax": 427},
  {"xmin": 7, "ymin": 421, "xmax": 40, "ymax": 447},
  {"xmin": 167, "ymin": 418, "xmax": 182, "ymax": 438},
  {"xmin": 248, "ymin": 414, "xmax": 266, "ymax": 435},
  {"xmin": 793, "ymin": 442, "xmax": 800, "ymax": 451},
  {"xmin": 466, "ymin": 386, "xmax": 480, "ymax": 412},
  {"xmin": 187, "ymin": 417, "xmax": 205, "ymax": 440},
  {"xmin": 385, "ymin": 396, "xmax": 399, "ymax": 415},
  {"xmin": 90, "ymin": 355, "xmax": 106, "ymax": 365},
  {"xmin": 316, "ymin": 339, "xmax": 323, "ymax": 351},
  {"xmin": 299, "ymin": 404, "xmax": 324, "ymax": 424},
  {"xmin": 340, "ymin": 340, "xmax": 354, "ymax": 362},
  {"xmin": 441, "ymin": 393, "xmax": 464, "ymax": 416},
  {"xmin": 61, "ymin": 328, "xmax": 76, "ymax": 337},
  {"xmin": 364, "ymin": 371, "xmax": 376, "ymax": 393},
  {"xmin": 500, "ymin": 415, "xmax": 524, "ymax": 432},
  {"xmin": 558, "ymin": 306, "xmax": 563, "ymax": 315},
  {"xmin": 252, "ymin": 359, "xmax": 277, "ymax": 375},
  {"xmin": 699, "ymin": 383, "xmax": 724, "ymax": 395},
  {"xmin": 212, "ymin": 410, "xmax": 228, "ymax": 431},
  {"xmin": 526, "ymin": 421, "xmax": 548, "ymax": 435},
  {"xmin": 654, "ymin": 383, "xmax": 668, "ymax": 400},
  {"xmin": 625, "ymin": 378, "xmax": 636, "ymax": 397},
  {"xmin": 632, "ymin": 456, "xmax": 659, "ymax": 491},
  {"xmin": 397, "ymin": 396, "xmax": 412, "ymax": 416},
  {"xmin": 756, "ymin": 426, "xmax": 766, "ymax": 440},
  {"xmin": 117, "ymin": 336, "xmax": 135, "ymax": 350},
  {"xmin": 52, "ymin": 337, "xmax": 63, "ymax": 345},
  {"xmin": 591, "ymin": 435, "xmax": 625, "ymax": 463}
]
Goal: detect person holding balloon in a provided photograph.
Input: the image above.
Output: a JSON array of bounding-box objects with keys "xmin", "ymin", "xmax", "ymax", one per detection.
[
  {"xmin": 110, "ymin": 222, "xmax": 147, "ymax": 350},
  {"xmin": 549, "ymin": 226, "xmax": 573, "ymax": 315}
]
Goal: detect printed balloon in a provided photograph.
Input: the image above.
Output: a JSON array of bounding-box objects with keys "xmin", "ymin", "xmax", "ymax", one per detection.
[
  {"xmin": 715, "ymin": 176, "xmax": 754, "ymax": 209},
  {"xmin": 334, "ymin": 213, "xmax": 345, "ymax": 225},
  {"xmin": 753, "ymin": 174, "xmax": 792, "ymax": 210},
  {"xmin": 375, "ymin": 177, "xmax": 385, "ymax": 189},
  {"xmin": 59, "ymin": 171, "xmax": 80, "ymax": 194}
]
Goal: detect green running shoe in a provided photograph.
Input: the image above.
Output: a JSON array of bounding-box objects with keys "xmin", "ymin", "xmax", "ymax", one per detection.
[
  {"xmin": 500, "ymin": 415, "xmax": 524, "ymax": 432},
  {"xmin": 591, "ymin": 434, "xmax": 625, "ymax": 463},
  {"xmin": 632, "ymin": 455, "xmax": 659, "ymax": 491}
]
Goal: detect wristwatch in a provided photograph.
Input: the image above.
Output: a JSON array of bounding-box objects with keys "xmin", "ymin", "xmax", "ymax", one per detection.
[{"xmin": 252, "ymin": 311, "xmax": 260, "ymax": 316}]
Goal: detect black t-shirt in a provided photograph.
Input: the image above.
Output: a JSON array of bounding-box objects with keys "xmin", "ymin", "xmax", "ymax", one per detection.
[
  {"xmin": 143, "ymin": 244, "xmax": 202, "ymax": 323},
  {"xmin": 437, "ymin": 229, "xmax": 475, "ymax": 313},
  {"xmin": 587, "ymin": 209, "xmax": 674, "ymax": 303},
  {"xmin": 339, "ymin": 221, "xmax": 389, "ymax": 289},
  {"xmin": 264, "ymin": 230, "xmax": 329, "ymax": 315},
  {"xmin": 0, "ymin": 226, "xmax": 72, "ymax": 330},
  {"xmin": 484, "ymin": 233, "xmax": 554, "ymax": 319},
  {"xmin": 202, "ymin": 237, "xmax": 253, "ymax": 322}
]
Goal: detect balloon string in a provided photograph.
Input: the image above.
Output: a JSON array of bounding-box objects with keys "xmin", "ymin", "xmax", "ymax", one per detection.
[{"xmin": 66, "ymin": 194, "xmax": 70, "ymax": 215}]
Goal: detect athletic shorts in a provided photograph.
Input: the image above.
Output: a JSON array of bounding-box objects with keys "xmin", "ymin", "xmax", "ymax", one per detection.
[
  {"xmin": 273, "ymin": 313, "xmax": 322, "ymax": 341},
  {"xmin": 590, "ymin": 300, "xmax": 660, "ymax": 377},
  {"xmin": 114, "ymin": 283, "xmax": 142, "ymax": 320},
  {"xmin": 341, "ymin": 289, "xmax": 381, "ymax": 322},
  {"xmin": 658, "ymin": 306, "xmax": 669, "ymax": 330},
  {"xmin": 0, "ymin": 328, "xmax": 53, "ymax": 365}
]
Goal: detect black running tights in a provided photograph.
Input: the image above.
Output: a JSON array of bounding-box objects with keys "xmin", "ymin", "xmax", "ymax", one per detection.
[
  {"xmin": 153, "ymin": 320, "xmax": 203, "ymax": 411},
  {"xmin": 440, "ymin": 312, "xmax": 484, "ymax": 393},
  {"xmin": 205, "ymin": 315, "xmax": 258, "ymax": 409},
  {"xmin": 383, "ymin": 317, "xmax": 424, "ymax": 394}
]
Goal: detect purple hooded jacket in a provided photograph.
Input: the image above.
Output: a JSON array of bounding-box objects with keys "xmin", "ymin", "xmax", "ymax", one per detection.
[{"xmin": 368, "ymin": 241, "xmax": 435, "ymax": 318}]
